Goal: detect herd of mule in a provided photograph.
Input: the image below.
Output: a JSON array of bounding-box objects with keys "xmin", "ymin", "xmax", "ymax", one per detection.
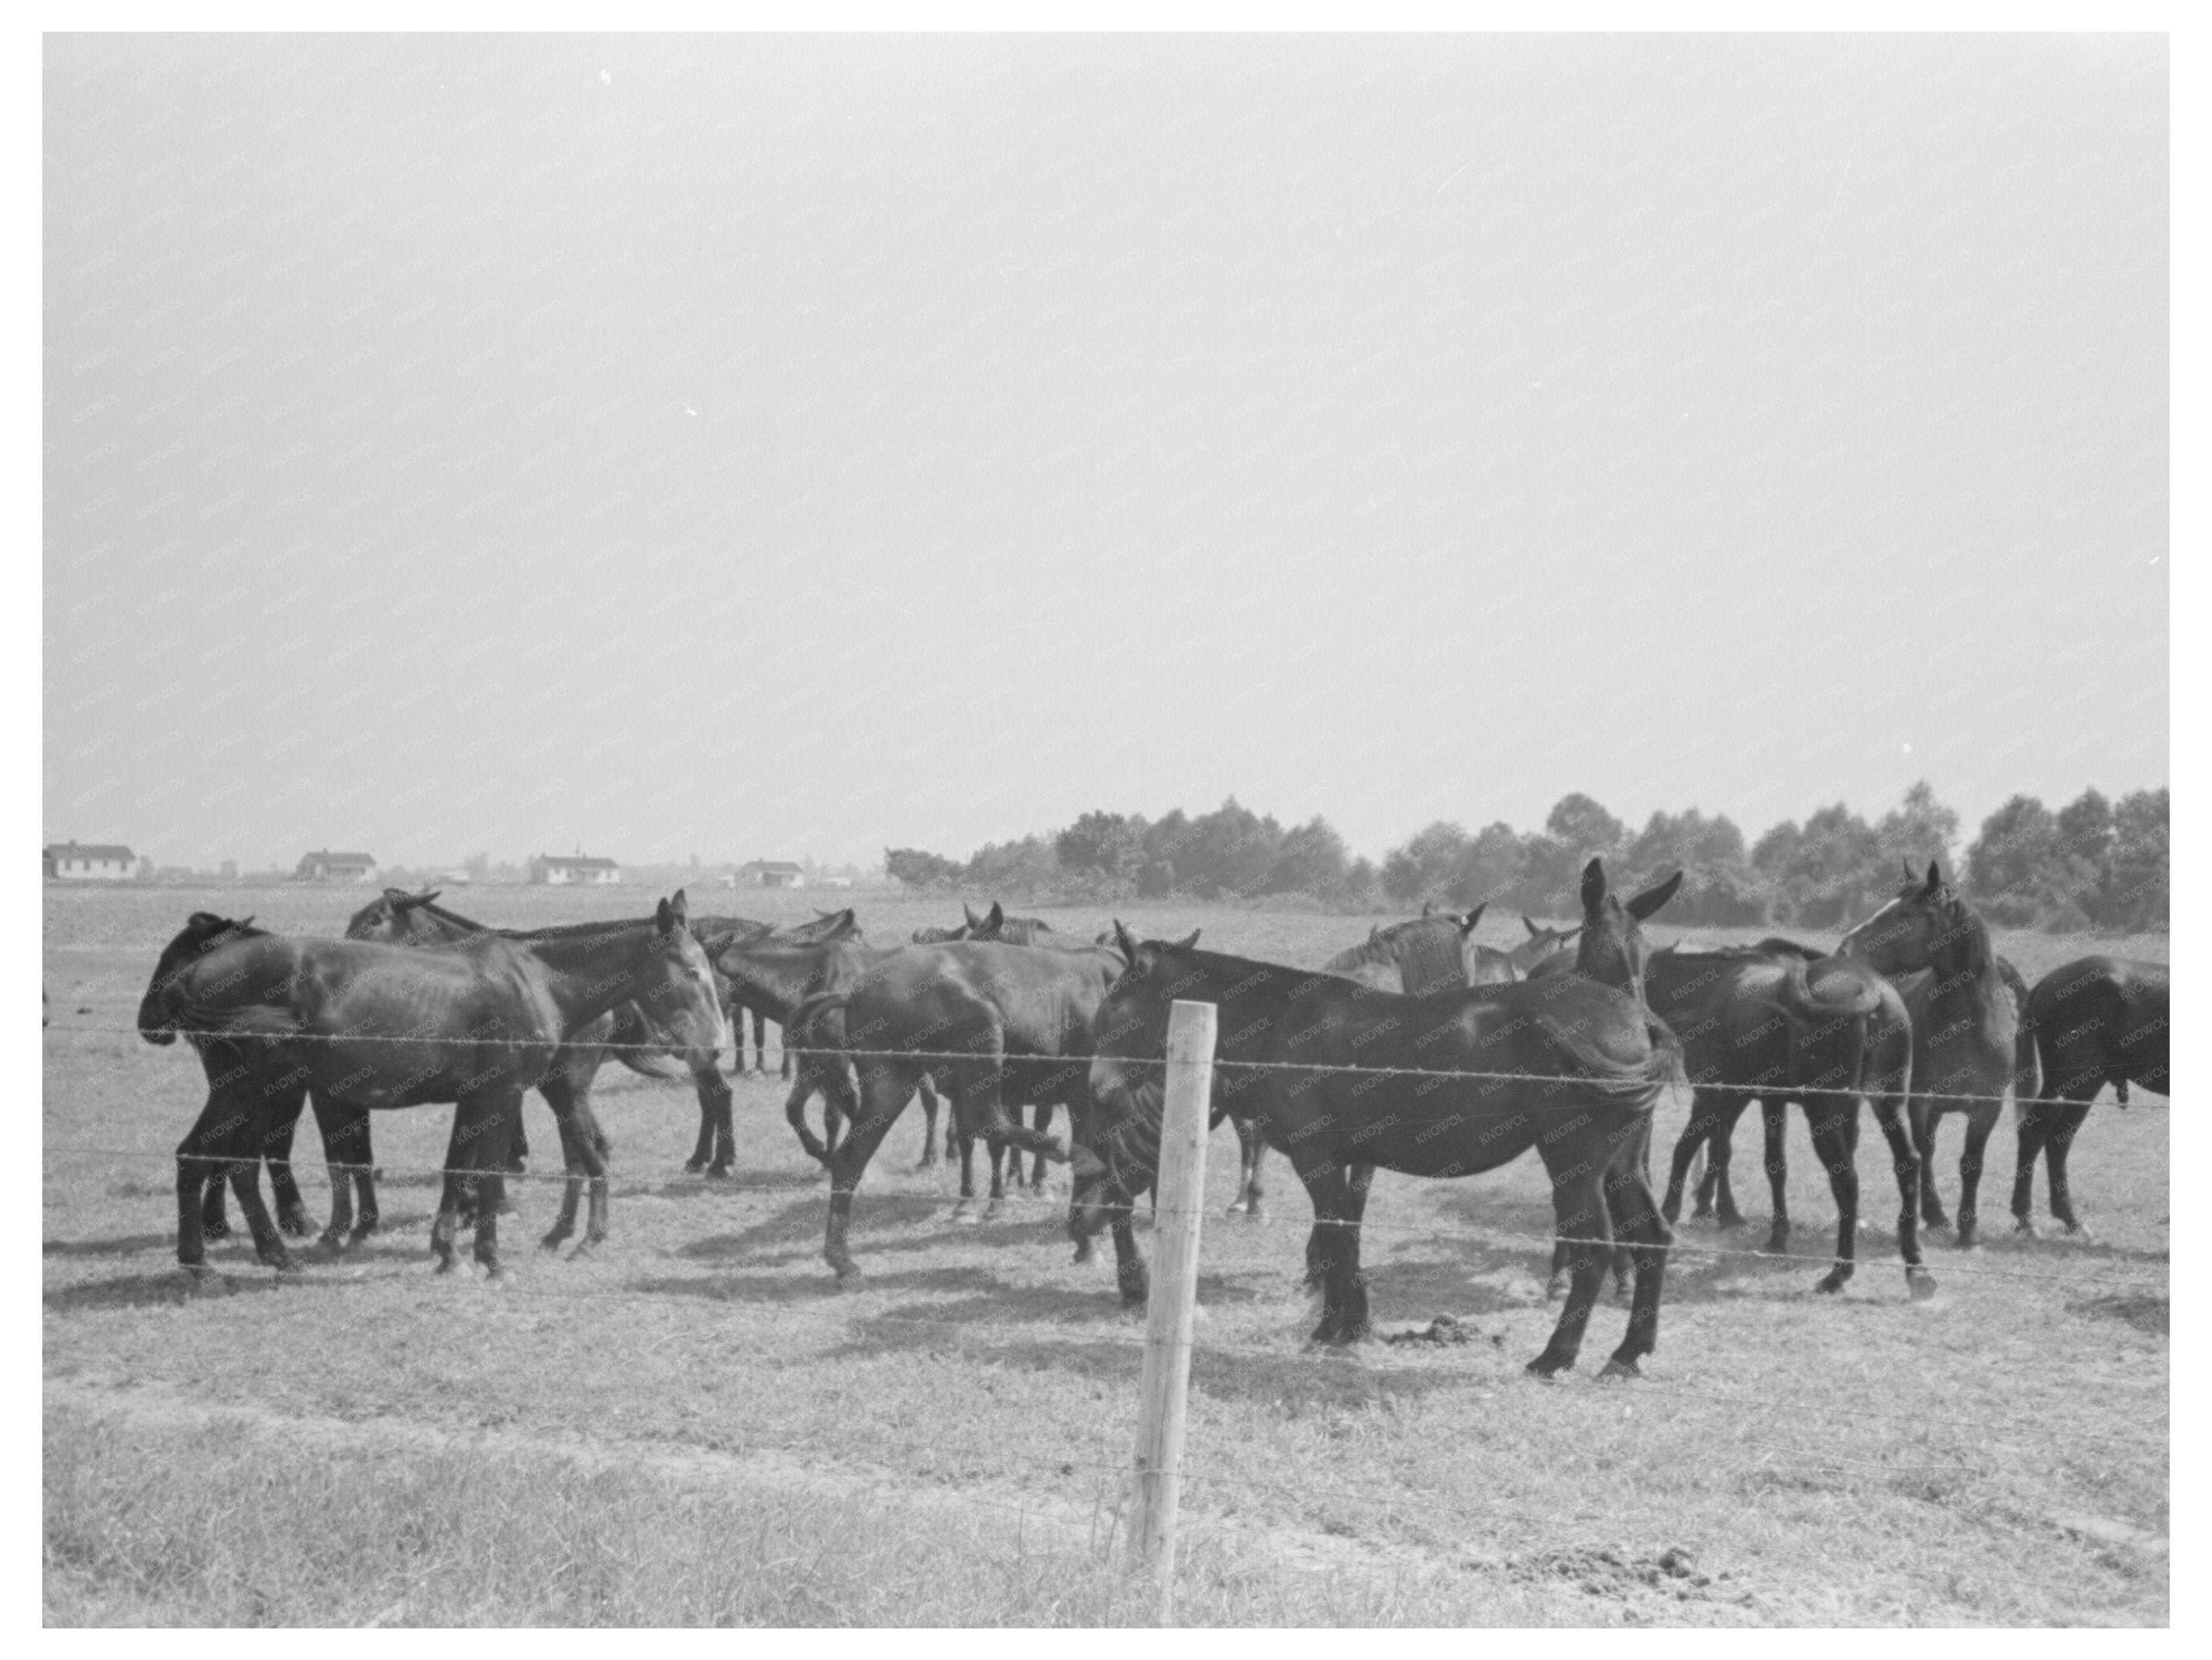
[{"xmin": 136, "ymin": 858, "xmax": 2167, "ymax": 1379}]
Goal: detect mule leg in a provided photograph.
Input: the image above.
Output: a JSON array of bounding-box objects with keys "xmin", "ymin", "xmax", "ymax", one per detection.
[
  {"xmin": 175, "ymin": 1088, "xmax": 257, "ymax": 1274},
  {"xmin": 2010, "ymin": 1100, "xmax": 2055, "ymax": 1236},
  {"xmin": 914, "ymin": 1075, "xmax": 940, "ymax": 1169},
  {"xmin": 1529, "ymin": 1163, "xmax": 1612, "ymax": 1378},
  {"xmin": 951, "ymin": 1088, "xmax": 981, "ymax": 1224},
  {"xmin": 1759, "ymin": 1099, "xmax": 1791, "ymax": 1254},
  {"xmin": 1867, "ymin": 1091, "xmax": 1931, "ymax": 1296},
  {"xmin": 1706, "ymin": 1096, "xmax": 1750, "ymax": 1228},
  {"xmin": 785, "ymin": 1072, "xmax": 831, "ymax": 1165},
  {"xmin": 258, "ymin": 1106, "xmax": 313, "ymax": 1237},
  {"xmin": 1293, "ymin": 1161, "xmax": 1366, "ymax": 1344},
  {"xmin": 306, "ymin": 1096, "xmax": 370, "ymax": 1252},
  {"xmin": 983, "ymin": 1118, "xmax": 1011, "ymax": 1220},
  {"xmin": 1914, "ymin": 1105, "xmax": 1951, "ymax": 1231},
  {"xmin": 198, "ymin": 1166, "xmax": 233, "ymax": 1240},
  {"xmin": 2043, "ymin": 1099, "xmax": 2095, "ymax": 1235},
  {"xmin": 471, "ymin": 1092, "xmax": 523, "ymax": 1280},
  {"xmin": 538, "ymin": 1080, "xmax": 588, "ymax": 1251},
  {"xmin": 1804, "ymin": 1100, "xmax": 1860, "ymax": 1293},
  {"xmin": 1661, "ymin": 1107, "xmax": 1717, "ymax": 1225},
  {"xmin": 1598, "ymin": 1149, "xmax": 1672, "ymax": 1377},
  {"xmin": 822, "ymin": 1069, "xmax": 912, "ymax": 1282},
  {"xmin": 227, "ymin": 1137, "xmax": 297, "ymax": 1274},
  {"xmin": 1108, "ymin": 1211, "xmax": 1148, "ymax": 1305},
  {"xmin": 684, "ymin": 1088, "xmax": 720, "ymax": 1172},
  {"xmin": 1955, "ymin": 1102, "xmax": 2001, "ymax": 1249},
  {"xmin": 1026, "ymin": 1103, "xmax": 1055, "ymax": 1190},
  {"xmin": 698, "ymin": 1062, "xmax": 737, "ymax": 1180}
]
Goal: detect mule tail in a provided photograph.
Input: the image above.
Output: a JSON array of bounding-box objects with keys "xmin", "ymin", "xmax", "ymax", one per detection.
[{"xmin": 1996, "ymin": 956, "xmax": 2040, "ymax": 1121}]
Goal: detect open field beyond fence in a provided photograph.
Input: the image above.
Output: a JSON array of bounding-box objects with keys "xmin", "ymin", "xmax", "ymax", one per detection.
[{"xmin": 43, "ymin": 884, "xmax": 2169, "ymax": 1625}]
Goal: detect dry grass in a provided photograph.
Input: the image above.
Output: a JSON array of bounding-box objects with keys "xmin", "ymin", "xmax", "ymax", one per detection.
[{"xmin": 43, "ymin": 885, "xmax": 2169, "ymax": 1626}]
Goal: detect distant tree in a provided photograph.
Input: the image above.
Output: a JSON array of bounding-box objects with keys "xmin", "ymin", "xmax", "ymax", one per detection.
[
  {"xmin": 1175, "ymin": 798, "xmax": 1284, "ymax": 899},
  {"xmin": 1965, "ymin": 795, "xmax": 2059, "ymax": 908},
  {"xmin": 1544, "ymin": 793, "xmax": 1626, "ymax": 857},
  {"xmin": 885, "ymin": 846, "xmax": 964, "ymax": 890},
  {"xmin": 1381, "ymin": 821, "xmax": 1468, "ymax": 905},
  {"xmin": 1268, "ymin": 816, "xmax": 1353, "ymax": 899},
  {"xmin": 1875, "ymin": 781, "xmax": 1961, "ymax": 874},
  {"xmin": 2102, "ymin": 787, "xmax": 2168, "ymax": 932},
  {"xmin": 1623, "ymin": 808, "xmax": 1763, "ymax": 925},
  {"xmin": 963, "ymin": 834, "xmax": 1063, "ymax": 898},
  {"xmin": 1446, "ymin": 821, "xmax": 1526, "ymax": 909},
  {"xmin": 1057, "ymin": 811, "xmax": 1145, "ymax": 881}
]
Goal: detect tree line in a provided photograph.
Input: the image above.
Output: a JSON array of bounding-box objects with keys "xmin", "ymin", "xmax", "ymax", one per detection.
[{"xmin": 884, "ymin": 780, "xmax": 2167, "ymax": 933}]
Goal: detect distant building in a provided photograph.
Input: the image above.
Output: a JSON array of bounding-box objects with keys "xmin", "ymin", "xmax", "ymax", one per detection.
[
  {"xmin": 530, "ymin": 853, "xmax": 621, "ymax": 886},
  {"xmin": 295, "ymin": 850, "xmax": 378, "ymax": 883},
  {"xmin": 44, "ymin": 842, "xmax": 136, "ymax": 881},
  {"xmin": 436, "ymin": 868, "xmax": 475, "ymax": 886},
  {"xmin": 814, "ymin": 876, "xmax": 855, "ymax": 890},
  {"xmin": 734, "ymin": 860, "xmax": 806, "ymax": 889}
]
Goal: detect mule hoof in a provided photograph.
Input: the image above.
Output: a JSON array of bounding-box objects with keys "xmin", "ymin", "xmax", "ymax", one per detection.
[
  {"xmin": 950, "ymin": 1204, "xmax": 979, "ymax": 1227},
  {"xmin": 2013, "ymin": 1218, "xmax": 2040, "ymax": 1239},
  {"xmin": 1816, "ymin": 1271, "xmax": 1848, "ymax": 1295},
  {"xmin": 1543, "ymin": 1273, "xmax": 1567, "ymax": 1301},
  {"xmin": 539, "ymin": 1232, "xmax": 570, "ymax": 1253},
  {"xmin": 1952, "ymin": 1228, "xmax": 1979, "ymax": 1251},
  {"xmin": 1525, "ymin": 1353, "xmax": 1571, "ymax": 1379},
  {"xmin": 1760, "ymin": 1231, "xmax": 1790, "ymax": 1256},
  {"xmin": 1037, "ymin": 1137, "xmax": 1070, "ymax": 1165},
  {"xmin": 433, "ymin": 1257, "xmax": 461, "ymax": 1276},
  {"xmin": 1907, "ymin": 1268, "xmax": 1938, "ymax": 1301},
  {"xmin": 2062, "ymin": 1222, "xmax": 2094, "ymax": 1243},
  {"xmin": 278, "ymin": 1209, "xmax": 314, "ymax": 1239},
  {"xmin": 1714, "ymin": 1212, "xmax": 1746, "ymax": 1232},
  {"xmin": 485, "ymin": 1267, "xmax": 514, "ymax": 1290},
  {"xmin": 201, "ymin": 1217, "xmax": 232, "ymax": 1241},
  {"xmin": 182, "ymin": 1265, "xmax": 230, "ymax": 1298},
  {"xmin": 1071, "ymin": 1237, "xmax": 1095, "ymax": 1265},
  {"xmin": 1225, "ymin": 1199, "xmax": 1249, "ymax": 1216},
  {"xmin": 1597, "ymin": 1356, "xmax": 1641, "ymax": 1381},
  {"xmin": 983, "ymin": 1202, "xmax": 1005, "ymax": 1221}
]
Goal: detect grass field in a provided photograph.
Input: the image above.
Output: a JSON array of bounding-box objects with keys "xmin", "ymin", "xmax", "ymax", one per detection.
[{"xmin": 42, "ymin": 883, "xmax": 2170, "ymax": 1625}]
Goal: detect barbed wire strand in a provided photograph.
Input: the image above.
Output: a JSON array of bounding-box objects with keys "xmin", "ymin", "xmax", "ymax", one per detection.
[{"xmin": 41, "ymin": 1023, "xmax": 2171, "ymax": 1114}]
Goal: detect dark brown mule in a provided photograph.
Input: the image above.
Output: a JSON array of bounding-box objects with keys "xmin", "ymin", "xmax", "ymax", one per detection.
[
  {"xmin": 1840, "ymin": 862, "xmax": 2039, "ymax": 1248},
  {"xmin": 1076, "ymin": 862, "xmax": 1683, "ymax": 1377},
  {"xmin": 707, "ymin": 933, "xmax": 952, "ymax": 1177},
  {"xmin": 707, "ymin": 908, "xmax": 865, "ymax": 1082},
  {"xmin": 912, "ymin": 902, "xmax": 1070, "ymax": 1192},
  {"xmin": 135, "ymin": 914, "xmax": 377, "ymax": 1252},
  {"xmin": 1649, "ymin": 939, "xmax": 1928, "ymax": 1297},
  {"xmin": 142, "ymin": 893, "xmax": 726, "ymax": 1283},
  {"xmin": 346, "ymin": 889, "xmax": 741, "ymax": 1186},
  {"xmin": 342, "ymin": 892, "xmax": 729, "ymax": 1246},
  {"xmin": 2013, "ymin": 955, "xmax": 2169, "ymax": 1237},
  {"xmin": 780, "ymin": 940, "xmax": 1117, "ymax": 1286}
]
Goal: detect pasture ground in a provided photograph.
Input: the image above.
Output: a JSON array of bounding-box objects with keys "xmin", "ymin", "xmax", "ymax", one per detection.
[{"xmin": 43, "ymin": 885, "xmax": 2170, "ymax": 1625}]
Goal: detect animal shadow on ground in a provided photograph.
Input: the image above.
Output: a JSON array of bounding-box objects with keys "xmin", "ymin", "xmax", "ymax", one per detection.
[
  {"xmin": 43, "ymin": 1232, "xmax": 175, "ymax": 1259},
  {"xmin": 2071, "ymin": 1293, "xmax": 2168, "ymax": 1336},
  {"xmin": 43, "ymin": 1269, "xmax": 342, "ymax": 1314},
  {"xmin": 632, "ymin": 1261, "xmax": 1012, "ymax": 1307},
  {"xmin": 676, "ymin": 1195, "xmax": 1060, "ymax": 1264}
]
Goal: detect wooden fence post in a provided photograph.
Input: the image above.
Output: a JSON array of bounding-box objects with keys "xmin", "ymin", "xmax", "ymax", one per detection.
[{"xmin": 1126, "ymin": 997, "xmax": 1217, "ymax": 1624}]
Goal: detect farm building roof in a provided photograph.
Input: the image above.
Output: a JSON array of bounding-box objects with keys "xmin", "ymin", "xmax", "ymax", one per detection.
[
  {"xmin": 299, "ymin": 850, "xmax": 375, "ymax": 864},
  {"xmin": 744, "ymin": 860, "xmax": 805, "ymax": 874},
  {"xmin": 46, "ymin": 842, "xmax": 133, "ymax": 861},
  {"xmin": 534, "ymin": 854, "xmax": 619, "ymax": 869}
]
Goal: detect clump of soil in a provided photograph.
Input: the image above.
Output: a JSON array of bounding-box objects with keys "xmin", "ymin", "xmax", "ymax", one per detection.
[{"xmin": 1380, "ymin": 1314, "xmax": 1501, "ymax": 1348}]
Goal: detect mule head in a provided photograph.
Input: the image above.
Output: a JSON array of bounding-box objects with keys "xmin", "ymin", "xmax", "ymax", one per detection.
[
  {"xmin": 1458, "ymin": 902, "xmax": 1486, "ymax": 938},
  {"xmin": 1573, "ymin": 860, "xmax": 1681, "ymax": 995},
  {"xmin": 344, "ymin": 886, "xmax": 442, "ymax": 941},
  {"xmin": 138, "ymin": 911, "xmax": 262, "ymax": 1044},
  {"xmin": 1080, "ymin": 924, "xmax": 1208, "ymax": 1232},
  {"xmin": 1838, "ymin": 860, "xmax": 1985, "ymax": 978},
  {"xmin": 637, "ymin": 890, "xmax": 735, "ymax": 1057}
]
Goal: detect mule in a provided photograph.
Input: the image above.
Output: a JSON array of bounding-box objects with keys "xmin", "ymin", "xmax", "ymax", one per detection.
[
  {"xmin": 344, "ymin": 889, "xmax": 739, "ymax": 1187},
  {"xmin": 1074, "ymin": 861, "xmax": 1683, "ymax": 1378},
  {"xmin": 1839, "ymin": 863, "xmax": 2038, "ymax": 1248},
  {"xmin": 2013, "ymin": 955, "xmax": 2169, "ymax": 1236},
  {"xmin": 1648, "ymin": 938, "xmax": 1928, "ymax": 1296},
  {"xmin": 141, "ymin": 893, "xmax": 727, "ymax": 1282},
  {"xmin": 707, "ymin": 933, "xmax": 955, "ymax": 1180},
  {"xmin": 781, "ymin": 940, "xmax": 1119, "ymax": 1284}
]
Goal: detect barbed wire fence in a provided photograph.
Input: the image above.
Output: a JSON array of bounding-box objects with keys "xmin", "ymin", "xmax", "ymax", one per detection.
[{"xmin": 40, "ymin": 1010, "xmax": 2170, "ymax": 1602}]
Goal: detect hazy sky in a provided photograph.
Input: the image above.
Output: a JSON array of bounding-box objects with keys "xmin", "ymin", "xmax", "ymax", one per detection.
[{"xmin": 44, "ymin": 33, "xmax": 2167, "ymax": 871}]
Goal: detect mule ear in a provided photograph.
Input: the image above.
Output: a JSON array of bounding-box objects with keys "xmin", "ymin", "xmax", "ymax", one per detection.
[
  {"xmin": 1522, "ymin": 915, "xmax": 1542, "ymax": 938},
  {"xmin": 1903, "ymin": 856, "xmax": 1916, "ymax": 880},
  {"xmin": 986, "ymin": 901, "xmax": 1004, "ymax": 930},
  {"xmin": 1461, "ymin": 902, "xmax": 1486, "ymax": 936},
  {"xmin": 1421, "ymin": 901, "xmax": 1436, "ymax": 918},
  {"xmin": 1112, "ymin": 920, "xmax": 1141, "ymax": 963},
  {"xmin": 1921, "ymin": 861, "xmax": 1944, "ymax": 898},
  {"xmin": 382, "ymin": 886, "xmax": 411, "ymax": 904},
  {"xmin": 964, "ymin": 902, "xmax": 984, "ymax": 929},
  {"xmin": 406, "ymin": 889, "xmax": 442, "ymax": 910},
  {"xmin": 1174, "ymin": 928, "xmax": 1201, "ymax": 950},
  {"xmin": 1626, "ymin": 869, "xmax": 1683, "ymax": 921},
  {"xmin": 1580, "ymin": 858, "xmax": 1608, "ymax": 916}
]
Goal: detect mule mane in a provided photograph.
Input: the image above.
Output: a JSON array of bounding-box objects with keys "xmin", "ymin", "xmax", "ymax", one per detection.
[
  {"xmin": 1324, "ymin": 916, "xmax": 1466, "ymax": 989},
  {"xmin": 179, "ymin": 911, "xmax": 266, "ymax": 945}
]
